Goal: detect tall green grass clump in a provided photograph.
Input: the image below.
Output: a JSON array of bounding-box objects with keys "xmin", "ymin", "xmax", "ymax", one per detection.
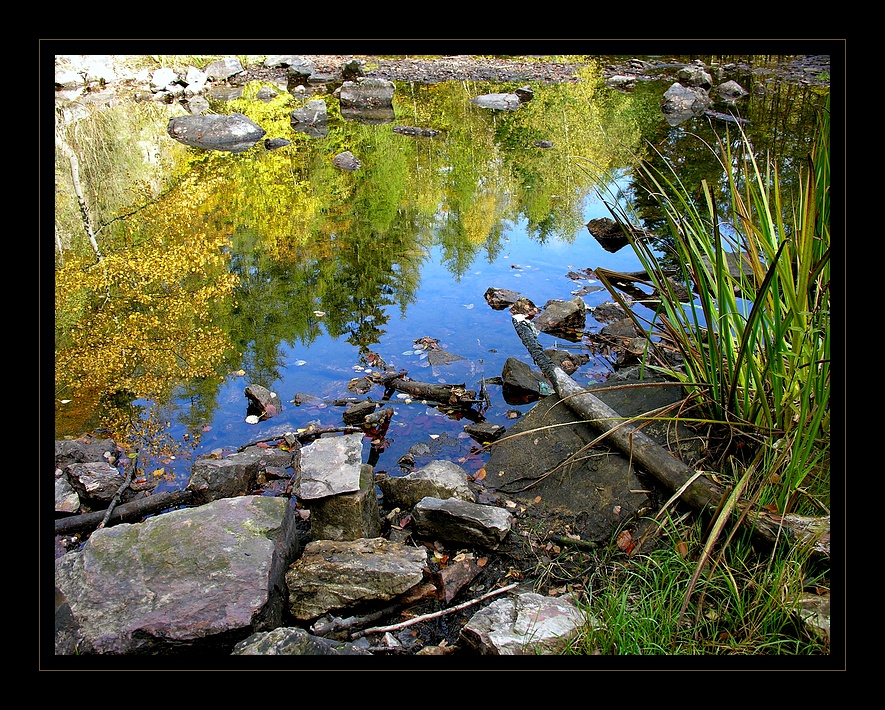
[{"xmin": 603, "ymin": 97, "xmax": 830, "ymax": 516}]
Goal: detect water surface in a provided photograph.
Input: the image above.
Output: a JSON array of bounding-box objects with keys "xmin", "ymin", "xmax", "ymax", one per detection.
[{"xmin": 52, "ymin": 56, "xmax": 830, "ymax": 492}]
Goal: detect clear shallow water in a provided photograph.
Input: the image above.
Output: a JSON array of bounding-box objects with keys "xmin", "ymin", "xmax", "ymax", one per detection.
[
  {"xmin": 53, "ymin": 56, "xmax": 829, "ymax": 495},
  {"xmin": 153, "ymin": 184, "xmax": 647, "ymax": 492}
]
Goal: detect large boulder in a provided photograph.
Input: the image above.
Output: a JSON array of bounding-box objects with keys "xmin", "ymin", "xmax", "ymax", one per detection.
[
  {"xmin": 337, "ymin": 77, "xmax": 395, "ymax": 108},
  {"xmin": 470, "ymin": 93, "xmax": 521, "ymax": 110},
  {"xmin": 55, "ymin": 496, "xmax": 300, "ymax": 655},
  {"xmin": 167, "ymin": 113, "xmax": 266, "ymax": 153}
]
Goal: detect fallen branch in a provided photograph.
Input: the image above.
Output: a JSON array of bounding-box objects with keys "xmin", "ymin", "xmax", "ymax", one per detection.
[
  {"xmin": 352, "ymin": 582, "xmax": 519, "ymax": 639},
  {"xmin": 54, "ymin": 489, "xmax": 195, "ymax": 536},
  {"xmin": 386, "ymin": 376, "xmax": 480, "ymax": 407},
  {"xmin": 511, "ymin": 315, "xmax": 829, "ymax": 560},
  {"xmin": 96, "ymin": 456, "xmax": 136, "ymax": 530},
  {"xmin": 310, "ymin": 602, "xmax": 402, "ymax": 637}
]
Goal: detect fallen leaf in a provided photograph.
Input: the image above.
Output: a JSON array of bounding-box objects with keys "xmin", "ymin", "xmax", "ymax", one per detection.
[
  {"xmin": 676, "ymin": 540, "xmax": 689, "ymax": 558},
  {"xmin": 474, "ymin": 467, "xmax": 487, "ymax": 481},
  {"xmin": 616, "ymin": 530, "xmax": 634, "ymax": 552},
  {"xmin": 477, "ymin": 557, "xmax": 488, "ymax": 567}
]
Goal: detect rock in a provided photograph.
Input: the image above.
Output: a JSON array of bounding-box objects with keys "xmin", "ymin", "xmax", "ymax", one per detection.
[
  {"xmin": 717, "ymin": 79, "xmax": 748, "ymax": 101},
  {"xmin": 187, "ymin": 445, "xmax": 296, "ymax": 505},
  {"xmin": 245, "ymin": 383, "xmax": 282, "ymax": 419},
  {"xmin": 296, "ymin": 432, "xmax": 365, "ymax": 500},
  {"xmin": 509, "ymin": 296, "xmax": 539, "ymax": 318},
  {"xmin": 460, "ymin": 592, "xmax": 596, "ymax": 654},
  {"xmin": 426, "ymin": 347, "xmax": 466, "ymax": 367},
  {"xmin": 55, "ymin": 438, "xmax": 119, "ymax": 468},
  {"xmin": 285, "ymin": 57, "xmax": 316, "ymax": 86},
  {"xmin": 411, "ymin": 496, "xmax": 512, "ymax": 550},
  {"xmin": 606, "ymin": 75, "xmax": 637, "ymax": 91},
  {"xmin": 337, "ymin": 77, "xmax": 395, "ymax": 109},
  {"xmin": 470, "ymin": 93, "xmax": 521, "ymax": 110},
  {"xmin": 64, "ymin": 461, "xmax": 134, "ymax": 507},
  {"xmin": 463, "ymin": 421, "xmax": 506, "ymax": 444},
  {"xmin": 290, "ymin": 99, "xmax": 328, "ymax": 138},
  {"xmin": 55, "ymin": 468, "xmax": 81, "ymax": 514},
  {"xmin": 308, "ymin": 463, "xmax": 381, "ymax": 541},
  {"xmin": 486, "ymin": 378, "xmax": 701, "ymax": 542},
  {"xmin": 677, "ymin": 64, "xmax": 713, "ymax": 89},
  {"xmin": 378, "ymin": 460, "xmax": 477, "ymax": 509},
  {"xmin": 484, "ymin": 287, "xmax": 521, "ymax": 310},
  {"xmin": 600, "ymin": 318, "xmax": 640, "ymax": 339},
  {"xmin": 167, "ymin": 113, "xmax": 266, "ymax": 153},
  {"xmin": 286, "ymin": 538, "xmax": 427, "ymax": 621},
  {"xmin": 591, "ymin": 301, "xmax": 628, "ymax": 324},
  {"xmin": 332, "ymin": 151, "xmax": 361, "ymax": 171},
  {"xmin": 232, "ymin": 626, "xmax": 372, "ymax": 655},
  {"xmin": 586, "ymin": 217, "xmax": 630, "ymax": 252},
  {"xmin": 341, "ymin": 59, "xmax": 365, "ymax": 81},
  {"xmin": 544, "ymin": 348, "xmax": 589, "ymax": 376},
  {"xmin": 501, "ymin": 357, "xmax": 551, "ymax": 403},
  {"xmin": 204, "ymin": 57, "xmax": 244, "ymax": 82},
  {"xmin": 55, "ymin": 495, "xmax": 300, "ymax": 655},
  {"xmin": 150, "ymin": 67, "xmax": 178, "ymax": 92},
  {"xmin": 661, "ymin": 83, "xmax": 712, "ymax": 124},
  {"xmin": 535, "ymin": 296, "xmax": 587, "ymax": 340},
  {"xmin": 533, "ymin": 140, "xmax": 554, "ymax": 148},
  {"xmin": 185, "ymin": 95, "xmax": 210, "ymax": 114},
  {"xmin": 264, "ymin": 138, "xmax": 290, "ymax": 150}
]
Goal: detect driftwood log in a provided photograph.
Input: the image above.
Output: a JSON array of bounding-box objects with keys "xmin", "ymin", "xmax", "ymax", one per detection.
[
  {"xmin": 512, "ymin": 316, "xmax": 830, "ymax": 560},
  {"xmin": 54, "ymin": 489, "xmax": 195, "ymax": 536},
  {"xmin": 384, "ymin": 376, "xmax": 479, "ymax": 408}
]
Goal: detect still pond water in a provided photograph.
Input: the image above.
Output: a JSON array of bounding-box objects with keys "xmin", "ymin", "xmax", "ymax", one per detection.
[{"xmin": 53, "ymin": 56, "xmax": 830, "ymax": 494}]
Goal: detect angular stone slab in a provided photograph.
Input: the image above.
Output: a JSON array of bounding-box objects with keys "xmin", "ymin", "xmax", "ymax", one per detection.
[
  {"xmin": 460, "ymin": 592, "xmax": 596, "ymax": 655},
  {"xmin": 286, "ymin": 538, "xmax": 427, "ymax": 621},
  {"xmin": 54, "ymin": 496, "xmax": 300, "ymax": 655},
  {"xmin": 232, "ymin": 627, "xmax": 371, "ymax": 655},
  {"xmin": 309, "ymin": 464, "xmax": 381, "ymax": 541},
  {"xmin": 296, "ymin": 432, "xmax": 365, "ymax": 500},
  {"xmin": 378, "ymin": 460, "xmax": 477, "ymax": 510},
  {"xmin": 412, "ymin": 496, "xmax": 512, "ymax": 550}
]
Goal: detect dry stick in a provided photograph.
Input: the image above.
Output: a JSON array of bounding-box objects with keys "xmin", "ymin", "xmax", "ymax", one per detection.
[
  {"xmin": 511, "ymin": 316, "xmax": 830, "ymax": 560},
  {"xmin": 96, "ymin": 457, "xmax": 137, "ymax": 530},
  {"xmin": 352, "ymin": 582, "xmax": 519, "ymax": 639},
  {"xmin": 55, "ymin": 489, "xmax": 195, "ymax": 536}
]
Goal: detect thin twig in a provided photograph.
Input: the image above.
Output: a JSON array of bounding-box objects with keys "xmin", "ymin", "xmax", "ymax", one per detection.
[{"xmin": 352, "ymin": 582, "xmax": 519, "ymax": 639}]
